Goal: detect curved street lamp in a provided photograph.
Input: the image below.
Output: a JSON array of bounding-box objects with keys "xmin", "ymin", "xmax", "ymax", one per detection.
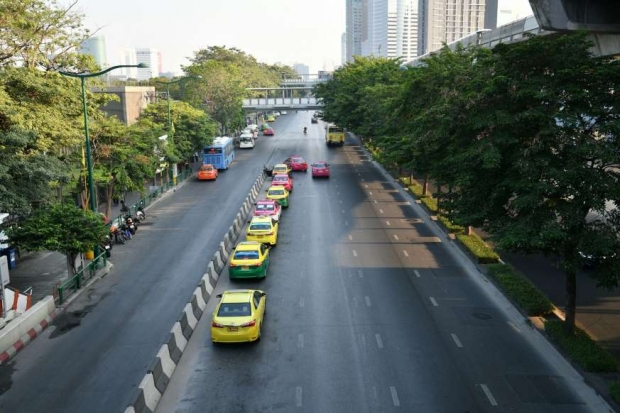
[
  {"xmin": 59, "ymin": 63, "xmax": 148, "ymax": 214},
  {"xmin": 154, "ymin": 75, "xmax": 201, "ymax": 184}
]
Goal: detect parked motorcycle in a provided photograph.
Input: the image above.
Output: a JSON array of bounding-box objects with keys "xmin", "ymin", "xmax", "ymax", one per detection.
[
  {"xmin": 136, "ymin": 206, "xmax": 146, "ymax": 221},
  {"xmin": 110, "ymin": 225, "xmax": 126, "ymax": 245},
  {"xmin": 100, "ymin": 236, "xmax": 113, "ymax": 257},
  {"xmin": 124, "ymin": 215, "xmax": 137, "ymax": 234}
]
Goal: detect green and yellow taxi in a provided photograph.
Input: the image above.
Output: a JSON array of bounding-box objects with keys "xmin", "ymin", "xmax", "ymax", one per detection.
[
  {"xmin": 246, "ymin": 216, "xmax": 279, "ymax": 245},
  {"xmin": 267, "ymin": 115, "xmax": 276, "ymax": 122},
  {"xmin": 266, "ymin": 186, "xmax": 290, "ymax": 208},
  {"xmin": 229, "ymin": 241, "xmax": 270, "ymax": 279},
  {"xmin": 211, "ymin": 289, "xmax": 267, "ymax": 343},
  {"xmin": 272, "ymin": 163, "xmax": 291, "ymax": 176}
]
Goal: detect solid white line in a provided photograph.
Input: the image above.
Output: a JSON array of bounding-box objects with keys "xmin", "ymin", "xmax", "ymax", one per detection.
[
  {"xmin": 299, "ymin": 296, "xmax": 305, "ymax": 307},
  {"xmin": 386, "ymin": 220, "xmax": 391, "ymax": 226},
  {"xmin": 414, "ymin": 270, "xmax": 421, "ymax": 278},
  {"xmin": 296, "ymin": 386, "xmax": 303, "ymax": 407},
  {"xmin": 365, "ymin": 296, "xmax": 372, "ymax": 307},
  {"xmin": 451, "ymin": 333, "xmax": 463, "ymax": 348},
  {"xmin": 481, "ymin": 384, "xmax": 498, "ymax": 406},
  {"xmin": 352, "ymin": 250, "xmax": 358, "ymax": 257},
  {"xmin": 390, "ymin": 387, "xmax": 401, "ymax": 407},
  {"xmin": 348, "ymin": 234, "xmax": 353, "ymax": 240},
  {"xmin": 375, "ymin": 334, "xmax": 384, "ymax": 349},
  {"xmin": 429, "ymin": 297, "xmax": 439, "ymax": 307},
  {"xmin": 379, "ymin": 209, "xmax": 384, "ymax": 214},
  {"xmin": 298, "ymin": 333, "xmax": 304, "ymax": 349},
  {"xmin": 393, "ymin": 234, "xmax": 399, "ymax": 241}
]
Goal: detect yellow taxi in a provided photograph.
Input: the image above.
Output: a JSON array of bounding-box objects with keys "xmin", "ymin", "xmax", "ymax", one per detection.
[
  {"xmin": 267, "ymin": 115, "xmax": 276, "ymax": 122},
  {"xmin": 229, "ymin": 241, "xmax": 270, "ymax": 280},
  {"xmin": 272, "ymin": 163, "xmax": 291, "ymax": 176},
  {"xmin": 266, "ymin": 186, "xmax": 290, "ymax": 208},
  {"xmin": 211, "ymin": 289, "xmax": 267, "ymax": 343},
  {"xmin": 197, "ymin": 164, "xmax": 218, "ymax": 181},
  {"xmin": 246, "ymin": 216, "xmax": 279, "ymax": 245}
]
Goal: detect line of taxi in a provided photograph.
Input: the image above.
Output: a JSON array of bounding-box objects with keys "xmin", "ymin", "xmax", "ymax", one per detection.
[{"xmin": 211, "ymin": 156, "xmax": 306, "ymax": 344}]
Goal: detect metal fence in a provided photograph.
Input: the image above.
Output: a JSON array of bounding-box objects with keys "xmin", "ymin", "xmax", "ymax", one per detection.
[{"xmin": 57, "ymin": 252, "xmax": 107, "ymax": 304}]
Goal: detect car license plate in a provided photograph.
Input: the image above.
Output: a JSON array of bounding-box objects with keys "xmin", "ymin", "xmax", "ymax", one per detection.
[
  {"xmin": 242, "ymin": 266, "xmax": 249, "ymax": 270},
  {"xmin": 227, "ymin": 327, "xmax": 238, "ymax": 332},
  {"xmin": 256, "ymin": 235, "xmax": 263, "ymax": 238}
]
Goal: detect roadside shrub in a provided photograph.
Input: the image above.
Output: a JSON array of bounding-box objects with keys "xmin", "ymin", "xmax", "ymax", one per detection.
[
  {"xmin": 421, "ymin": 196, "xmax": 438, "ymax": 212},
  {"xmin": 545, "ymin": 319, "xmax": 619, "ymax": 373},
  {"xmin": 610, "ymin": 381, "xmax": 620, "ymax": 404},
  {"xmin": 487, "ymin": 264, "xmax": 554, "ymax": 316},
  {"xmin": 438, "ymin": 215, "xmax": 465, "ymax": 234},
  {"xmin": 400, "ymin": 176, "xmax": 411, "ymax": 185},
  {"xmin": 456, "ymin": 233, "xmax": 500, "ymax": 264}
]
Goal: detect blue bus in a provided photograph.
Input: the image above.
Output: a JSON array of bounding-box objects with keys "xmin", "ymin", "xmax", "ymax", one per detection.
[{"xmin": 203, "ymin": 137, "xmax": 235, "ymax": 170}]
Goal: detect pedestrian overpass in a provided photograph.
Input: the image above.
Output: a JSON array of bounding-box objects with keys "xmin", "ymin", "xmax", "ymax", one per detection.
[{"xmin": 243, "ymin": 87, "xmax": 323, "ymax": 111}]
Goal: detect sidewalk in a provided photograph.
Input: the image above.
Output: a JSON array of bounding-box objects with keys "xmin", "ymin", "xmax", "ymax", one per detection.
[{"xmin": 7, "ymin": 191, "xmax": 143, "ymax": 304}]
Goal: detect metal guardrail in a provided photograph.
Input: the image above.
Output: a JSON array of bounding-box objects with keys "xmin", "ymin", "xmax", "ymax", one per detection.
[
  {"xmin": 57, "ymin": 252, "xmax": 107, "ymax": 304},
  {"xmin": 57, "ymin": 168, "xmax": 194, "ymax": 304}
]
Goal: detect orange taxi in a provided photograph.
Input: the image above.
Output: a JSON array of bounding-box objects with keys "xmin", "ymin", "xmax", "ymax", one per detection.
[{"xmin": 197, "ymin": 164, "xmax": 218, "ymax": 181}]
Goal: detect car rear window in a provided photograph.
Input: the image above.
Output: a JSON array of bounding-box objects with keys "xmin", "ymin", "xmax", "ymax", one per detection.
[
  {"xmin": 217, "ymin": 303, "xmax": 251, "ymax": 317},
  {"xmin": 256, "ymin": 203, "xmax": 274, "ymax": 211},
  {"xmin": 293, "ymin": 158, "xmax": 303, "ymax": 163},
  {"xmin": 273, "ymin": 176, "xmax": 286, "ymax": 182},
  {"xmin": 314, "ymin": 163, "xmax": 326, "ymax": 168},
  {"xmin": 200, "ymin": 166, "xmax": 213, "ymax": 171},
  {"xmin": 269, "ymin": 189, "xmax": 285, "ymax": 195},
  {"xmin": 250, "ymin": 223, "xmax": 271, "ymax": 231},
  {"xmin": 234, "ymin": 251, "xmax": 259, "ymax": 260}
]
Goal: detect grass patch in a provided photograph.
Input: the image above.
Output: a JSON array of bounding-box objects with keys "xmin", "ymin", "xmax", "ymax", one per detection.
[
  {"xmin": 438, "ymin": 215, "xmax": 465, "ymax": 234},
  {"xmin": 456, "ymin": 233, "xmax": 500, "ymax": 264},
  {"xmin": 421, "ymin": 196, "xmax": 438, "ymax": 212},
  {"xmin": 545, "ymin": 319, "xmax": 619, "ymax": 373},
  {"xmin": 610, "ymin": 381, "xmax": 620, "ymax": 404},
  {"xmin": 399, "ymin": 176, "xmax": 412, "ymax": 185},
  {"xmin": 487, "ymin": 264, "xmax": 554, "ymax": 316}
]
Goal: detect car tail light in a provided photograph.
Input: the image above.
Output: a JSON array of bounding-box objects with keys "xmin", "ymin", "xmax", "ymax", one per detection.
[
  {"xmin": 211, "ymin": 321, "xmax": 224, "ymax": 328},
  {"xmin": 229, "ymin": 262, "xmax": 236, "ymax": 267},
  {"xmin": 264, "ymin": 232, "xmax": 273, "ymax": 235},
  {"xmin": 241, "ymin": 320, "xmax": 256, "ymax": 327}
]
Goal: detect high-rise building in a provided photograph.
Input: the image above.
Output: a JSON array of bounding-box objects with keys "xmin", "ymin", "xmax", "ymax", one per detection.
[
  {"xmin": 419, "ymin": 0, "xmax": 498, "ymax": 55},
  {"xmin": 80, "ymin": 36, "xmax": 107, "ymax": 68},
  {"xmin": 497, "ymin": 0, "xmax": 532, "ymax": 26},
  {"xmin": 363, "ymin": 0, "xmax": 420, "ymax": 61},
  {"xmin": 119, "ymin": 48, "xmax": 138, "ymax": 79},
  {"xmin": 292, "ymin": 63, "xmax": 310, "ymax": 79},
  {"xmin": 341, "ymin": 33, "xmax": 347, "ymax": 65},
  {"xmin": 346, "ymin": 0, "xmax": 367, "ymax": 62},
  {"xmin": 135, "ymin": 48, "xmax": 160, "ymax": 80}
]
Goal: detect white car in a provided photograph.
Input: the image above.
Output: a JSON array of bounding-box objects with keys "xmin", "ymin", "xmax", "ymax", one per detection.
[
  {"xmin": 273, "ymin": 111, "xmax": 281, "ymax": 117},
  {"xmin": 281, "ymin": 111, "xmax": 288, "ymax": 115}
]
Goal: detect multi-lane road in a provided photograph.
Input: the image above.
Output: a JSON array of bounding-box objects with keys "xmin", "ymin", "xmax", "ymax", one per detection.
[{"xmin": 0, "ymin": 112, "xmax": 611, "ymax": 412}]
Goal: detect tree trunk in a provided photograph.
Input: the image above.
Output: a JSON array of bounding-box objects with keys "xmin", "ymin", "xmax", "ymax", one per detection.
[
  {"xmin": 65, "ymin": 252, "xmax": 80, "ymax": 277},
  {"xmin": 564, "ymin": 265, "xmax": 577, "ymax": 335}
]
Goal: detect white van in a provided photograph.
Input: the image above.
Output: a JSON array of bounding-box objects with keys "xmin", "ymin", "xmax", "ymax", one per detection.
[{"xmin": 239, "ymin": 133, "xmax": 256, "ymax": 149}]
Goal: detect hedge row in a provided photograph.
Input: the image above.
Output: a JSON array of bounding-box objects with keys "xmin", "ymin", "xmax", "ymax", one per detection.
[
  {"xmin": 438, "ymin": 215, "xmax": 465, "ymax": 234},
  {"xmin": 456, "ymin": 233, "xmax": 500, "ymax": 264},
  {"xmin": 486, "ymin": 264, "xmax": 554, "ymax": 316},
  {"xmin": 545, "ymin": 319, "xmax": 619, "ymax": 373}
]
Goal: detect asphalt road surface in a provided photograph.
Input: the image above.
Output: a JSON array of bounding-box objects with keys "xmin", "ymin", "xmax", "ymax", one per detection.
[
  {"xmin": 155, "ymin": 113, "xmax": 610, "ymax": 413},
  {"xmin": 0, "ymin": 112, "xmax": 308, "ymax": 413}
]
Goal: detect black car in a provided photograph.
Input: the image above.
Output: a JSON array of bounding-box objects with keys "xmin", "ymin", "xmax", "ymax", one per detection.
[{"xmin": 311, "ymin": 117, "xmax": 318, "ymax": 124}]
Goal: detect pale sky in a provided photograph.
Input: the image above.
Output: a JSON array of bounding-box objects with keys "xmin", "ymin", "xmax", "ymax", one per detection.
[{"xmin": 70, "ymin": 0, "xmax": 346, "ymax": 74}]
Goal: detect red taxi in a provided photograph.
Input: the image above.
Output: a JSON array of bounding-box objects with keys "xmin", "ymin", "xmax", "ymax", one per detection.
[
  {"xmin": 311, "ymin": 161, "xmax": 330, "ymax": 178},
  {"xmin": 271, "ymin": 174, "xmax": 293, "ymax": 192},
  {"xmin": 284, "ymin": 155, "xmax": 308, "ymax": 172}
]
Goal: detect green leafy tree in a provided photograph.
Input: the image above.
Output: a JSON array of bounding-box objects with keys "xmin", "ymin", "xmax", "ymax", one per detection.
[
  {"xmin": 410, "ymin": 34, "xmax": 620, "ymax": 334},
  {"xmin": 6, "ymin": 203, "xmax": 108, "ymax": 276},
  {"xmin": 0, "ymin": 128, "xmax": 67, "ymax": 215},
  {"xmin": 0, "ymin": 0, "xmax": 92, "ymax": 71}
]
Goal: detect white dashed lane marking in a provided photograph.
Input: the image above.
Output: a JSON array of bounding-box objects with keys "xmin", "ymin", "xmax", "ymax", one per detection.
[
  {"xmin": 348, "ymin": 234, "xmax": 353, "ymax": 240},
  {"xmin": 451, "ymin": 333, "xmax": 463, "ymax": 348},
  {"xmin": 296, "ymin": 387, "xmax": 303, "ymax": 407},
  {"xmin": 365, "ymin": 296, "xmax": 372, "ymax": 307},
  {"xmin": 358, "ymin": 269, "xmax": 363, "ymax": 278},
  {"xmin": 379, "ymin": 209, "xmax": 384, "ymax": 214},
  {"xmin": 393, "ymin": 234, "xmax": 399, "ymax": 241},
  {"xmin": 414, "ymin": 270, "xmax": 421, "ymax": 277},
  {"xmin": 299, "ymin": 297, "xmax": 305, "ymax": 307},
  {"xmin": 429, "ymin": 297, "xmax": 439, "ymax": 307},
  {"xmin": 390, "ymin": 387, "xmax": 401, "ymax": 407},
  {"xmin": 352, "ymin": 250, "xmax": 358, "ymax": 257},
  {"xmin": 386, "ymin": 220, "xmax": 391, "ymax": 226},
  {"xmin": 481, "ymin": 384, "xmax": 498, "ymax": 406},
  {"xmin": 298, "ymin": 333, "xmax": 304, "ymax": 349},
  {"xmin": 402, "ymin": 250, "xmax": 409, "ymax": 257},
  {"xmin": 375, "ymin": 334, "xmax": 384, "ymax": 349}
]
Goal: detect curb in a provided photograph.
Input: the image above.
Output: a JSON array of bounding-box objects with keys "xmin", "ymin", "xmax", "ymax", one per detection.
[{"xmin": 125, "ymin": 171, "xmax": 264, "ymax": 412}]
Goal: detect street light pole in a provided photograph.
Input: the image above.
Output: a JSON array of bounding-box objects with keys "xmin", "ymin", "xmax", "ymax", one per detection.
[
  {"xmin": 154, "ymin": 75, "xmax": 201, "ymax": 184},
  {"xmin": 59, "ymin": 63, "xmax": 148, "ymax": 213}
]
